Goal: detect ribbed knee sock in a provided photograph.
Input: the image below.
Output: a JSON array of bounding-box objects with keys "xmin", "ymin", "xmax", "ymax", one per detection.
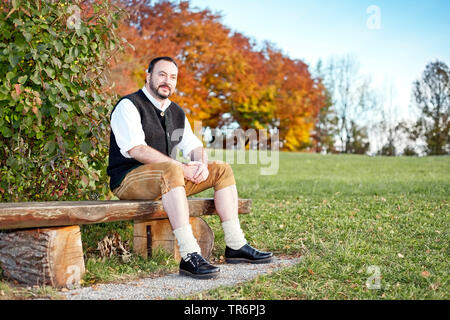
[
  {"xmin": 173, "ymin": 224, "xmax": 202, "ymax": 260},
  {"xmin": 221, "ymin": 218, "xmax": 247, "ymax": 250}
]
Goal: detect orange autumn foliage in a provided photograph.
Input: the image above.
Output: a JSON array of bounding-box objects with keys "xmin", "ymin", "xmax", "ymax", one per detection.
[{"xmin": 109, "ymin": 0, "xmax": 327, "ymax": 151}]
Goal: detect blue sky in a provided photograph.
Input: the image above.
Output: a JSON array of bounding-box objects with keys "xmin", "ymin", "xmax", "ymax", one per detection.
[{"xmin": 188, "ymin": 0, "xmax": 450, "ymax": 121}]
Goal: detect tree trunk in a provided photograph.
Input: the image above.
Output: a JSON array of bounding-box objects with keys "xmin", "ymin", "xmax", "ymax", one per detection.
[
  {"xmin": 133, "ymin": 217, "xmax": 214, "ymax": 261},
  {"xmin": 0, "ymin": 225, "xmax": 85, "ymax": 288}
]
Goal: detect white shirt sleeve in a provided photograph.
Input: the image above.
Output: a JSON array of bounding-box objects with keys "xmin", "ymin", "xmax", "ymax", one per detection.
[
  {"xmin": 177, "ymin": 116, "xmax": 204, "ymax": 159},
  {"xmin": 110, "ymin": 98, "xmax": 147, "ymax": 158}
]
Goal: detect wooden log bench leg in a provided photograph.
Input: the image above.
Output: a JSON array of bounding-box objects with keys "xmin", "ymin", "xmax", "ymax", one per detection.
[
  {"xmin": 0, "ymin": 225, "xmax": 85, "ymax": 288},
  {"xmin": 133, "ymin": 217, "xmax": 214, "ymax": 261}
]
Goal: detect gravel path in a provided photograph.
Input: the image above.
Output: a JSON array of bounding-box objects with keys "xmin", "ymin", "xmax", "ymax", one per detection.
[{"xmin": 62, "ymin": 256, "xmax": 302, "ymax": 300}]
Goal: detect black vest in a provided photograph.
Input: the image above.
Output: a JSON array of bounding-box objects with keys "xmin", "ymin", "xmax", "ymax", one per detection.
[{"xmin": 107, "ymin": 90, "xmax": 186, "ymax": 191}]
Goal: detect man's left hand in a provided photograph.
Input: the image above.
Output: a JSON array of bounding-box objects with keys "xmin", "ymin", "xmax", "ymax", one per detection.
[{"xmin": 190, "ymin": 161, "xmax": 209, "ymax": 184}]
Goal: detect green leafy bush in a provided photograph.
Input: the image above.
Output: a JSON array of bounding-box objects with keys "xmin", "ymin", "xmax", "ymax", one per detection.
[{"xmin": 0, "ymin": 0, "xmax": 124, "ymax": 201}]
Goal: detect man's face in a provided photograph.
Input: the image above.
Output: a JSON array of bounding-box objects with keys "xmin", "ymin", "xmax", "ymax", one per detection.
[{"xmin": 147, "ymin": 60, "xmax": 178, "ymax": 100}]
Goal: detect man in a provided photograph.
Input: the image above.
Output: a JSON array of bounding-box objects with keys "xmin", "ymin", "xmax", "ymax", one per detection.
[{"xmin": 107, "ymin": 56, "xmax": 272, "ymax": 279}]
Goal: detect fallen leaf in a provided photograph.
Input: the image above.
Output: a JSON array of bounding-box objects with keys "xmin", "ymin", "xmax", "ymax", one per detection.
[
  {"xmin": 421, "ymin": 271, "xmax": 430, "ymax": 278},
  {"xmin": 430, "ymin": 283, "xmax": 439, "ymax": 290},
  {"xmin": 308, "ymin": 269, "xmax": 315, "ymax": 275},
  {"xmin": 397, "ymin": 253, "xmax": 404, "ymax": 258}
]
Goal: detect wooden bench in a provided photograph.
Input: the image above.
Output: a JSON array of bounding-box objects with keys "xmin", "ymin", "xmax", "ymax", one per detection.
[{"xmin": 0, "ymin": 198, "xmax": 251, "ymax": 288}]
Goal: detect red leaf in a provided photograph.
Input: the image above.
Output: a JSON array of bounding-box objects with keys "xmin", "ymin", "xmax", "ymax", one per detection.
[{"xmin": 421, "ymin": 271, "xmax": 430, "ymax": 278}]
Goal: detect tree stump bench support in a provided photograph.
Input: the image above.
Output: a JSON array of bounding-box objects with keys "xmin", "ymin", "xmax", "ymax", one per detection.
[{"xmin": 0, "ymin": 198, "xmax": 251, "ymax": 288}]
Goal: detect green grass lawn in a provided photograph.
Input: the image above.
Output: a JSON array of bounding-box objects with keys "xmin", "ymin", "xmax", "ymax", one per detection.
[
  {"xmin": 189, "ymin": 151, "xmax": 449, "ymax": 300},
  {"xmin": 1, "ymin": 151, "xmax": 448, "ymax": 300}
]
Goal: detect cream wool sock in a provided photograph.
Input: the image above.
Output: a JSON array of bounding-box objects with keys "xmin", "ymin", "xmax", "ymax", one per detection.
[
  {"xmin": 173, "ymin": 224, "xmax": 202, "ymax": 260},
  {"xmin": 221, "ymin": 218, "xmax": 247, "ymax": 250}
]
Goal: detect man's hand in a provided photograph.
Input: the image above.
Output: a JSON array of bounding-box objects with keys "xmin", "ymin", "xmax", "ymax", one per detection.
[{"xmin": 183, "ymin": 161, "xmax": 209, "ymax": 184}]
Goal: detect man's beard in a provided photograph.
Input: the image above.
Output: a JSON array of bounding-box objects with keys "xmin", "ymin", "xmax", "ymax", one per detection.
[{"xmin": 149, "ymin": 78, "xmax": 172, "ymax": 100}]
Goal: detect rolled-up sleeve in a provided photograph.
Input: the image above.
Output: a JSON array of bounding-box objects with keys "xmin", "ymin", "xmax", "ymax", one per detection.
[
  {"xmin": 110, "ymin": 99, "xmax": 147, "ymax": 158},
  {"xmin": 177, "ymin": 116, "xmax": 203, "ymax": 159}
]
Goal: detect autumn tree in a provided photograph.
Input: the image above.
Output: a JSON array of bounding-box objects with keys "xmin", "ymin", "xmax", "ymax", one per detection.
[
  {"xmin": 412, "ymin": 60, "xmax": 450, "ymax": 155},
  {"xmin": 111, "ymin": 0, "xmax": 327, "ymax": 151},
  {"xmin": 320, "ymin": 55, "xmax": 376, "ymax": 154},
  {"xmin": 112, "ymin": 0, "xmax": 251, "ymax": 126},
  {"xmin": 346, "ymin": 121, "xmax": 370, "ymax": 154},
  {"xmin": 373, "ymin": 83, "xmax": 401, "ymax": 156},
  {"xmin": 311, "ymin": 59, "xmax": 339, "ymax": 153}
]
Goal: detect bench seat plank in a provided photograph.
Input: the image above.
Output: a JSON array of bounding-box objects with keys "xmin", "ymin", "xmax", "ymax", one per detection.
[{"xmin": 0, "ymin": 198, "xmax": 252, "ymax": 230}]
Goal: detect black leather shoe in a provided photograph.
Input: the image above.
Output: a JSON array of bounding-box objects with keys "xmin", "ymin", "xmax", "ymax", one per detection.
[
  {"xmin": 225, "ymin": 244, "xmax": 273, "ymax": 264},
  {"xmin": 179, "ymin": 252, "xmax": 220, "ymax": 279}
]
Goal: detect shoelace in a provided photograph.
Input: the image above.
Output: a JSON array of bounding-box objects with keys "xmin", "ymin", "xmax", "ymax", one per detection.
[{"xmin": 185, "ymin": 252, "xmax": 207, "ymax": 267}]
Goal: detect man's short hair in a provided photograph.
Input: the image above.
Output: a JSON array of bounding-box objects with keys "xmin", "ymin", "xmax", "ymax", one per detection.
[{"xmin": 147, "ymin": 56, "xmax": 178, "ymax": 73}]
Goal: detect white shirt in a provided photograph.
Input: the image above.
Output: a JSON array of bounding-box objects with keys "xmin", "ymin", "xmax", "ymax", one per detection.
[{"xmin": 111, "ymin": 86, "xmax": 203, "ymax": 159}]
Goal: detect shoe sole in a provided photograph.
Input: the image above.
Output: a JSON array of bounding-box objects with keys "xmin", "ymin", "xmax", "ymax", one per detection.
[
  {"xmin": 179, "ymin": 269, "xmax": 220, "ymax": 280},
  {"xmin": 225, "ymin": 257, "xmax": 273, "ymax": 264}
]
